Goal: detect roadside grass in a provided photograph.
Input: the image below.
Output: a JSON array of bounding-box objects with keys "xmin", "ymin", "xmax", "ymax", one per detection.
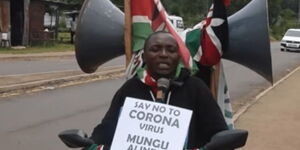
[
  {"xmin": 0, "ymin": 32, "xmax": 74, "ymax": 54},
  {"xmin": 0, "ymin": 43, "xmax": 74, "ymax": 54}
]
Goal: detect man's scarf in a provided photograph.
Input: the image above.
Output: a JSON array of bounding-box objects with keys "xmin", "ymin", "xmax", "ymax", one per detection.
[{"xmin": 137, "ymin": 68, "xmax": 158, "ymax": 94}]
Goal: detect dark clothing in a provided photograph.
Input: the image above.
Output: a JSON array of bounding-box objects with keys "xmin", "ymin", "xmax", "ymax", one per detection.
[
  {"xmin": 194, "ymin": 63, "xmax": 212, "ymax": 88},
  {"xmin": 90, "ymin": 70, "xmax": 228, "ymax": 149}
]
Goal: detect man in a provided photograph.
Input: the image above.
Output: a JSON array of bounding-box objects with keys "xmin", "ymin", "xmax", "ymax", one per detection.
[{"xmin": 90, "ymin": 31, "xmax": 227, "ymax": 149}]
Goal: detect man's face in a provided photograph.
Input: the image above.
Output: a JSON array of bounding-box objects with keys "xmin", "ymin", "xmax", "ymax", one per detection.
[{"xmin": 143, "ymin": 32, "xmax": 180, "ymax": 79}]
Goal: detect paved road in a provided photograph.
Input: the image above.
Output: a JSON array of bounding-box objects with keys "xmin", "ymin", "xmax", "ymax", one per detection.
[
  {"xmin": 1, "ymin": 43, "xmax": 299, "ymax": 102},
  {"xmin": 0, "ymin": 55, "xmax": 124, "ymax": 75},
  {"xmin": 224, "ymin": 42, "xmax": 300, "ymax": 108},
  {"xmin": 0, "ymin": 77, "xmax": 124, "ymax": 149},
  {"xmin": 0, "ymin": 42, "xmax": 299, "ymax": 149}
]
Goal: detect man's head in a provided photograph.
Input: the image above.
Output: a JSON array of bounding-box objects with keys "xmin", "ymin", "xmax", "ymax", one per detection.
[{"xmin": 143, "ymin": 31, "xmax": 181, "ymax": 80}]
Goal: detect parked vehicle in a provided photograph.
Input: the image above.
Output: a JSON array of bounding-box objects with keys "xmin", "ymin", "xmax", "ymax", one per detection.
[
  {"xmin": 168, "ymin": 15, "xmax": 185, "ymax": 32},
  {"xmin": 58, "ymin": 129, "xmax": 248, "ymax": 150},
  {"xmin": 280, "ymin": 29, "xmax": 300, "ymax": 52}
]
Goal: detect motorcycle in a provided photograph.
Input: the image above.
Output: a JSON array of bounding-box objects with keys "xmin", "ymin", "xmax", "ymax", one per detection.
[{"xmin": 58, "ymin": 129, "xmax": 248, "ymax": 150}]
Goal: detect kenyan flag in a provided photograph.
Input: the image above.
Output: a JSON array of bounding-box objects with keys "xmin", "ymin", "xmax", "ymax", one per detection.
[
  {"xmin": 131, "ymin": 0, "xmax": 156, "ymax": 52},
  {"xmin": 185, "ymin": 0, "xmax": 229, "ymax": 66}
]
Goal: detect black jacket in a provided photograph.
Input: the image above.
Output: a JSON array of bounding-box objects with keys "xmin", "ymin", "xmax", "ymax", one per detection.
[{"xmin": 90, "ymin": 70, "xmax": 228, "ymax": 149}]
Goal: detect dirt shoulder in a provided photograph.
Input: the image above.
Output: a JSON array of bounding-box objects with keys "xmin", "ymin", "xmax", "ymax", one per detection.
[
  {"xmin": 0, "ymin": 52, "xmax": 126, "ymax": 98},
  {"xmin": 0, "ymin": 51, "xmax": 75, "ymax": 61},
  {"xmin": 235, "ymin": 67, "xmax": 300, "ymax": 149}
]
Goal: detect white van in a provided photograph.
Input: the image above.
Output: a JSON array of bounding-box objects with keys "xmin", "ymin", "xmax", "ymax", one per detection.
[
  {"xmin": 280, "ymin": 29, "xmax": 300, "ymax": 52},
  {"xmin": 168, "ymin": 15, "xmax": 184, "ymax": 32}
]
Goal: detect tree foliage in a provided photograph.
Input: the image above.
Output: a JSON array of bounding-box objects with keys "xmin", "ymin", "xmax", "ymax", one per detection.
[
  {"xmin": 164, "ymin": 0, "xmax": 299, "ymax": 39},
  {"xmin": 270, "ymin": 0, "xmax": 299, "ymax": 39},
  {"xmin": 108, "ymin": 0, "xmax": 299, "ymax": 39},
  {"xmin": 226, "ymin": 0, "xmax": 250, "ymax": 15},
  {"xmin": 161, "ymin": 0, "xmax": 210, "ymax": 27}
]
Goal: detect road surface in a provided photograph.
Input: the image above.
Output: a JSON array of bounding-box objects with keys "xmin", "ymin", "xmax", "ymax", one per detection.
[
  {"xmin": 0, "ymin": 42, "xmax": 299, "ymax": 149},
  {"xmin": 0, "ymin": 55, "xmax": 124, "ymax": 75}
]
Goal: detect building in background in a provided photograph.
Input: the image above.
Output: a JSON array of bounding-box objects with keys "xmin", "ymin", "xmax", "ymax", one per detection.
[
  {"xmin": 0, "ymin": 0, "xmax": 81, "ymax": 47},
  {"xmin": 64, "ymin": 10, "xmax": 79, "ymax": 44}
]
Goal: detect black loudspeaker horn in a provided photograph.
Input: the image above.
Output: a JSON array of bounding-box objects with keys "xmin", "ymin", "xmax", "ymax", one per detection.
[
  {"xmin": 75, "ymin": 0, "xmax": 273, "ymax": 84},
  {"xmin": 224, "ymin": 0, "xmax": 273, "ymax": 83},
  {"xmin": 75, "ymin": 0, "xmax": 125, "ymax": 73}
]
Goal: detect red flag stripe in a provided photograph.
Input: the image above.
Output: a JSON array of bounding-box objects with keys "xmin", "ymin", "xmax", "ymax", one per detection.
[
  {"xmin": 153, "ymin": 0, "xmax": 191, "ymax": 68},
  {"xmin": 200, "ymin": 29, "xmax": 221, "ymax": 66},
  {"xmin": 198, "ymin": 0, "xmax": 228, "ymax": 66},
  {"xmin": 222, "ymin": 0, "xmax": 230, "ymax": 6},
  {"xmin": 131, "ymin": 0, "xmax": 154, "ymax": 19},
  {"xmin": 152, "ymin": 14, "xmax": 165, "ymax": 31},
  {"xmin": 96, "ymin": 145, "xmax": 102, "ymax": 150}
]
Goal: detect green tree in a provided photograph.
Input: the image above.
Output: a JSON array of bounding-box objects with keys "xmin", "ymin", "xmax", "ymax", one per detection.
[
  {"xmin": 268, "ymin": 0, "xmax": 299, "ymax": 39},
  {"xmin": 271, "ymin": 8, "xmax": 298, "ymax": 39},
  {"xmin": 282, "ymin": 0, "xmax": 298, "ymax": 13},
  {"xmin": 107, "ymin": 0, "xmax": 300, "ymax": 39},
  {"xmin": 226, "ymin": 0, "xmax": 250, "ymax": 16},
  {"xmin": 161, "ymin": 0, "xmax": 210, "ymax": 27},
  {"xmin": 268, "ymin": 0, "xmax": 283, "ymax": 25}
]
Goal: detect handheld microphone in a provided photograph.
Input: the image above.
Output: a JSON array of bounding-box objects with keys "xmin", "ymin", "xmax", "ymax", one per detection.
[{"xmin": 156, "ymin": 78, "xmax": 170, "ymax": 103}]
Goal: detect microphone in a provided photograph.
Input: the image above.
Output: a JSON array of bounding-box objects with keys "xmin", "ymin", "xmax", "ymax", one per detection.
[{"xmin": 156, "ymin": 78, "xmax": 170, "ymax": 103}]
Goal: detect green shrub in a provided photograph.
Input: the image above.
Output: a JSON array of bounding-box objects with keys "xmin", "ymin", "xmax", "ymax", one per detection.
[{"xmin": 270, "ymin": 9, "xmax": 299, "ymax": 40}]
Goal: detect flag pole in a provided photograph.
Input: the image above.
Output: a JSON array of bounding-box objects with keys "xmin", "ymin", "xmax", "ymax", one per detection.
[{"xmin": 124, "ymin": 0, "xmax": 132, "ymax": 67}]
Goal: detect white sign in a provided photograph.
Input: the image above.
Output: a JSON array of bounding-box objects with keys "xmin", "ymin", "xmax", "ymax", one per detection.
[
  {"xmin": 110, "ymin": 97, "xmax": 193, "ymax": 150},
  {"xmin": 1, "ymin": 33, "xmax": 8, "ymax": 40}
]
